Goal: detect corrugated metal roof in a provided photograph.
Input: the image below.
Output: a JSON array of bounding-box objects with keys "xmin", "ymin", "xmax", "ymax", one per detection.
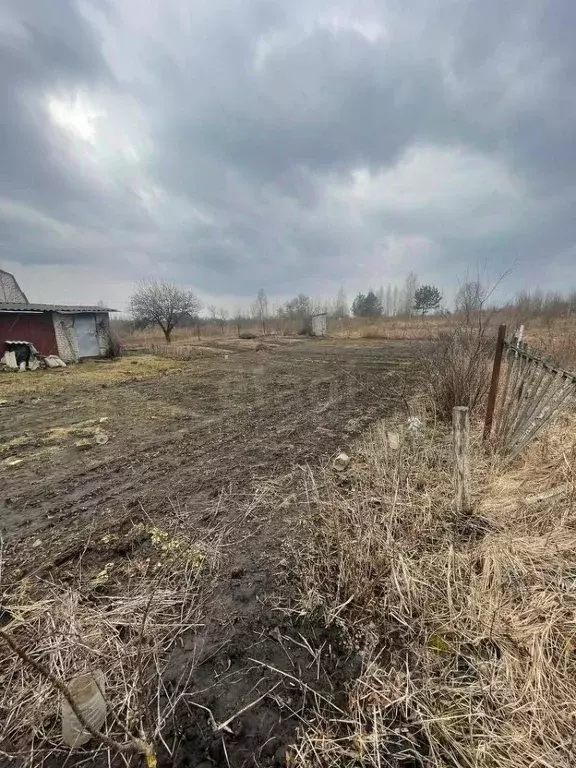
[{"xmin": 0, "ymin": 303, "xmax": 117, "ymax": 313}]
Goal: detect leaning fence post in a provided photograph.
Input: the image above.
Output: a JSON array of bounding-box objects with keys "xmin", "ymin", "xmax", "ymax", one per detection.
[
  {"xmin": 453, "ymin": 406, "xmax": 470, "ymax": 513},
  {"xmin": 483, "ymin": 324, "xmax": 507, "ymax": 441}
]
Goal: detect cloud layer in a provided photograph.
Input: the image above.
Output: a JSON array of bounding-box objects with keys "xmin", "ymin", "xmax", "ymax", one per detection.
[{"xmin": 1, "ymin": 0, "xmax": 575, "ymax": 308}]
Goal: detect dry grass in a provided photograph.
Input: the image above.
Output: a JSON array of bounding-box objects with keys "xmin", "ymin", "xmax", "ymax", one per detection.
[
  {"xmin": 292, "ymin": 409, "xmax": 576, "ymax": 768},
  {"xmin": 0, "ymin": 354, "xmax": 185, "ymax": 397},
  {"xmin": 420, "ymin": 325, "xmax": 495, "ymax": 420},
  {"xmin": 522, "ymin": 317, "xmax": 576, "ymax": 372},
  {"xmin": 331, "ymin": 316, "xmax": 457, "ymax": 340},
  {"xmin": 122, "ymin": 326, "xmax": 243, "ymax": 348},
  {"xmin": 0, "ymin": 520, "xmax": 220, "ymax": 766}
]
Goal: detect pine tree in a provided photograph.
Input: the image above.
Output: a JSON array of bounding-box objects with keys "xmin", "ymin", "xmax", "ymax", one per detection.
[{"xmin": 413, "ymin": 285, "xmax": 442, "ymax": 315}]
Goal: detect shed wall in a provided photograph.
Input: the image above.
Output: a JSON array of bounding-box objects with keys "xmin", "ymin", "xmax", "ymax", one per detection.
[
  {"xmin": 52, "ymin": 313, "xmax": 79, "ymax": 361},
  {"xmin": 53, "ymin": 312, "xmax": 111, "ymax": 361},
  {"xmin": 0, "ymin": 312, "xmax": 58, "ymax": 356},
  {"xmin": 311, "ymin": 314, "xmax": 327, "ymax": 336}
]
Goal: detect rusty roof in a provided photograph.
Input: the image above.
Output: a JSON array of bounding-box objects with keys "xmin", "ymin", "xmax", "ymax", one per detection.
[{"xmin": 0, "ymin": 303, "xmax": 117, "ymax": 313}]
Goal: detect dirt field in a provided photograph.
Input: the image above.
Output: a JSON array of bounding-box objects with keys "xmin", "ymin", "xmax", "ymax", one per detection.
[{"xmin": 0, "ymin": 338, "xmax": 420, "ymax": 767}]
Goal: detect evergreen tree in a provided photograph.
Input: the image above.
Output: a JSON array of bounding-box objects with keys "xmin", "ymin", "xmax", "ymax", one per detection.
[{"xmin": 413, "ymin": 285, "xmax": 442, "ymax": 315}]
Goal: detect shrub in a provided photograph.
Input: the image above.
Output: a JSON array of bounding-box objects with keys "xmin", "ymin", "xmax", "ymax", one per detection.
[
  {"xmin": 107, "ymin": 326, "xmax": 124, "ymax": 358},
  {"xmin": 421, "ymin": 324, "xmax": 493, "ymax": 419}
]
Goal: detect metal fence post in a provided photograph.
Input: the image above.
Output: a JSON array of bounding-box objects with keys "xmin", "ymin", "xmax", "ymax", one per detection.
[
  {"xmin": 483, "ymin": 324, "xmax": 507, "ymax": 441},
  {"xmin": 453, "ymin": 406, "xmax": 470, "ymax": 513}
]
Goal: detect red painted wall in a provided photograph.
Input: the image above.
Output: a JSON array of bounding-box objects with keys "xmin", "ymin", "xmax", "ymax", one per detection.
[{"xmin": 0, "ymin": 312, "xmax": 58, "ymax": 356}]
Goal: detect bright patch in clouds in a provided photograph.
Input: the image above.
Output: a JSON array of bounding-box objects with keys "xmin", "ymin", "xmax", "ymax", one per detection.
[
  {"xmin": 334, "ymin": 146, "xmax": 526, "ymax": 239},
  {"xmin": 47, "ymin": 92, "xmax": 103, "ymax": 143}
]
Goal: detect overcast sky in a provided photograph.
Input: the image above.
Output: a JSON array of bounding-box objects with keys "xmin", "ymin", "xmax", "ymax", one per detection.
[{"xmin": 1, "ymin": 0, "xmax": 575, "ymax": 311}]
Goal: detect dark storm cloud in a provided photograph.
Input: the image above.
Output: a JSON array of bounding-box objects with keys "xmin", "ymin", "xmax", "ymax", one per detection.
[
  {"xmin": 0, "ymin": 1, "xmax": 113, "ymax": 216},
  {"xmin": 1, "ymin": 0, "xmax": 576, "ymax": 304}
]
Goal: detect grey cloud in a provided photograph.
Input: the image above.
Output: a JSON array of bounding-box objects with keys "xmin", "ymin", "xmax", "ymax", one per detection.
[{"xmin": 1, "ymin": 0, "xmax": 576, "ymax": 303}]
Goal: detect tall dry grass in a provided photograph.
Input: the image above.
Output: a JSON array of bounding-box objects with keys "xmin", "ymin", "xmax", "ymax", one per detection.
[
  {"xmin": 522, "ymin": 317, "xmax": 576, "ymax": 371},
  {"xmin": 420, "ymin": 324, "xmax": 495, "ymax": 419},
  {"xmin": 292, "ymin": 410, "xmax": 576, "ymax": 768}
]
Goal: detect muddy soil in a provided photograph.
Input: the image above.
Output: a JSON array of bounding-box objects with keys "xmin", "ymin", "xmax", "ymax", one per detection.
[{"xmin": 0, "ymin": 339, "xmax": 420, "ymax": 767}]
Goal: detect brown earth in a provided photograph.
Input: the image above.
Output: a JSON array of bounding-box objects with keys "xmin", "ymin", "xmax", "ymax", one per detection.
[{"xmin": 0, "ymin": 338, "xmax": 420, "ymax": 767}]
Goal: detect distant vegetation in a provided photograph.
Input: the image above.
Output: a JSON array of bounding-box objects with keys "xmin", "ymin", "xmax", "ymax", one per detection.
[{"xmin": 124, "ymin": 273, "xmax": 576, "ymax": 376}]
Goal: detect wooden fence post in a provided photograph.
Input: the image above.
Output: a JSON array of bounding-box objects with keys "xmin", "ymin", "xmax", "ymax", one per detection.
[
  {"xmin": 453, "ymin": 406, "xmax": 470, "ymax": 513},
  {"xmin": 483, "ymin": 324, "xmax": 507, "ymax": 441}
]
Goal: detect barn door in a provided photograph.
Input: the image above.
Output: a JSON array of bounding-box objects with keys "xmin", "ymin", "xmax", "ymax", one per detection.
[{"xmin": 75, "ymin": 315, "xmax": 100, "ymax": 357}]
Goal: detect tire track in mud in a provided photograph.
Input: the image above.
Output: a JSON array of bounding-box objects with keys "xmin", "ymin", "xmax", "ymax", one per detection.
[{"xmin": 1, "ymin": 340, "xmax": 421, "ymax": 767}]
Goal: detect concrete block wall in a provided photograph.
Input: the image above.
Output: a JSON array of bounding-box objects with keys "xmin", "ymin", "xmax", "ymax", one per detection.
[{"xmin": 52, "ymin": 313, "xmax": 79, "ymax": 362}]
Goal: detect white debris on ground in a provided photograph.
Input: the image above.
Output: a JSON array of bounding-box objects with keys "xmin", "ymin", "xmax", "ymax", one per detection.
[
  {"xmin": 44, "ymin": 355, "xmax": 67, "ymax": 368},
  {"xmin": 333, "ymin": 452, "xmax": 351, "ymax": 471},
  {"xmin": 1, "ymin": 350, "xmax": 17, "ymax": 369},
  {"xmin": 407, "ymin": 416, "xmax": 423, "ymax": 435},
  {"xmin": 1, "ymin": 341, "xmax": 66, "ymax": 371}
]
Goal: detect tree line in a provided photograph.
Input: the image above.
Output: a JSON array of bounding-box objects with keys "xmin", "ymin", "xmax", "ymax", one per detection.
[
  {"xmin": 127, "ymin": 275, "xmax": 576, "ymax": 342},
  {"xmin": 128, "ymin": 273, "xmax": 443, "ymax": 341}
]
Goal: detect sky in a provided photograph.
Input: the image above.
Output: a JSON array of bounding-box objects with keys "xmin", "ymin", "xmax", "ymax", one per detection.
[{"xmin": 1, "ymin": 0, "xmax": 575, "ymax": 312}]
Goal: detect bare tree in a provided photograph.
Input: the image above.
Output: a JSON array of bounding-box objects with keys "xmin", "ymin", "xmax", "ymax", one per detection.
[
  {"xmin": 251, "ymin": 288, "xmax": 268, "ymax": 333},
  {"xmin": 216, "ymin": 307, "xmax": 229, "ymax": 334},
  {"xmin": 129, "ymin": 278, "xmax": 200, "ymax": 343},
  {"xmin": 376, "ymin": 286, "xmax": 385, "ymax": 314},
  {"xmin": 385, "ymin": 285, "xmax": 392, "ymax": 317},
  {"xmin": 455, "ymin": 281, "xmax": 484, "ymax": 324},
  {"xmin": 392, "ymin": 286, "xmax": 400, "ymax": 316},
  {"xmin": 402, "ymin": 272, "xmax": 419, "ymax": 316},
  {"xmin": 334, "ymin": 287, "xmax": 349, "ymax": 318}
]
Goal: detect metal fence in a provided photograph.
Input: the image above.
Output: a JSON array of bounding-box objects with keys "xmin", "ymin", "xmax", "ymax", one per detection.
[{"xmin": 484, "ymin": 325, "xmax": 576, "ymax": 459}]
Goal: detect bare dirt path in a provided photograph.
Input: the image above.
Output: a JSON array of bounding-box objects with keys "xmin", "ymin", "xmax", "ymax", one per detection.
[{"xmin": 0, "ymin": 339, "xmax": 419, "ymax": 766}]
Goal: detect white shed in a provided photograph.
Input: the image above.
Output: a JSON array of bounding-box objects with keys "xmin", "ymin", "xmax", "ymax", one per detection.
[{"xmin": 311, "ymin": 313, "xmax": 327, "ymax": 337}]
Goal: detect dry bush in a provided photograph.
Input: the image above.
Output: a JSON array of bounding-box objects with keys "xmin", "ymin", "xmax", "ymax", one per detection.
[
  {"xmin": 293, "ymin": 412, "xmax": 576, "ymax": 768},
  {"xmin": 107, "ymin": 324, "xmax": 124, "ymax": 358},
  {"xmin": 420, "ymin": 324, "xmax": 494, "ymax": 419},
  {"xmin": 0, "ymin": 522, "xmax": 220, "ymax": 766}
]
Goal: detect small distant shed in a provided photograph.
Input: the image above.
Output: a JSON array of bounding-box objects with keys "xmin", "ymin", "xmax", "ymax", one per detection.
[
  {"xmin": 0, "ymin": 270, "xmax": 116, "ymax": 362},
  {"xmin": 311, "ymin": 312, "xmax": 327, "ymax": 337}
]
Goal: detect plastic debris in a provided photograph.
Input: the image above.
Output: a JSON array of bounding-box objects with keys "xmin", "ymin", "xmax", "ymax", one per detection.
[
  {"xmin": 61, "ymin": 670, "xmax": 106, "ymax": 748},
  {"xmin": 4, "ymin": 457, "xmax": 24, "ymax": 467},
  {"xmin": 387, "ymin": 431, "xmax": 400, "ymax": 450},
  {"xmin": 407, "ymin": 417, "xmax": 423, "ymax": 435},
  {"xmin": 333, "ymin": 452, "xmax": 350, "ymax": 471}
]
